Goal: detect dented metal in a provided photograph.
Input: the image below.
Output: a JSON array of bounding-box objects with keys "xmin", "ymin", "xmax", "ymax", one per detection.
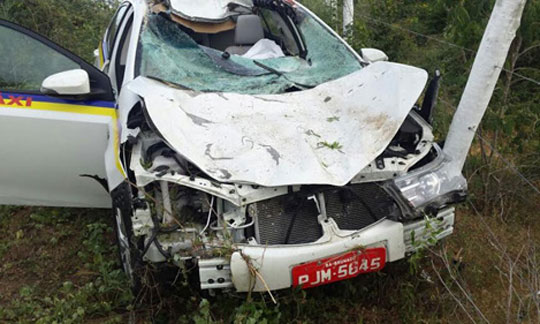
[
  {"xmin": 169, "ymin": 0, "xmax": 253, "ymax": 23},
  {"xmin": 128, "ymin": 62, "xmax": 428, "ymax": 187},
  {"xmin": 82, "ymin": 0, "xmax": 469, "ymax": 293},
  {"xmin": 0, "ymin": 0, "xmax": 476, "ymax": 294}
]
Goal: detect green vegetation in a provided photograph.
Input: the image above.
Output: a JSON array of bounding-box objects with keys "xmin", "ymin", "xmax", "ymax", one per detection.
[
  {"xmin": 0, "ymin": 0, "xmax": 538, "ymax": 322},
  {"xmin": 0, "ymin": 0, "xmax": 114, "ymax": 62},
  {"xmin": 0, "ymin": 207, "xmax": 132, "ymax": 323},
  {"xmin": 318, "ymin": 141, "xmax": 344, "ymax": 150}
]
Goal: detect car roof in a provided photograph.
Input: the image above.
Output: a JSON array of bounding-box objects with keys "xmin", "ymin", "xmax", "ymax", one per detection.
[
  {"xmin": 124, "ymin": 0, "xmax": 254, "ymax": 22},
  {"xmin": 168, "ymin": 0, "xmax": 252, "ymax": 23},
  {"xmin": 123, "ymin": 0, "xmax": 147, "ymax": 13}
]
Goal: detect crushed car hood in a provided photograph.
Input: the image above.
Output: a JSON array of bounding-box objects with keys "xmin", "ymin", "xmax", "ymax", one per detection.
[
  {"xmin": 127, "ymin": 62, "xmax": 428, "ymax": 187},
  {"xmin": 169, "ymin": 0, "xmax": 253, "ymax": 22}
]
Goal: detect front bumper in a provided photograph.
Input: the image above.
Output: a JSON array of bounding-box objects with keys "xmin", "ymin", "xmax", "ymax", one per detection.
[{"xmin": 200, "ymin": 207, "xmax": 455, "ymax": 292}]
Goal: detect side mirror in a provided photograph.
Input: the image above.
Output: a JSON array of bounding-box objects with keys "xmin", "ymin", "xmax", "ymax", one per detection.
[
  {"xmin": 41, "ymin": 69, "xmax": 91, "ymax": 96},
  {"xmin": 361, "ymin": 48, "xmax": 389, "ymax": 63},
  {"xmin": 93, "ymin": 48, "xmax": 100, "ymax": 67}
]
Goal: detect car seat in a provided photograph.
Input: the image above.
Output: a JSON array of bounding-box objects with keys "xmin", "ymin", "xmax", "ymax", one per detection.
[{"xmin": 225, "ymin": 15, "xmax": 265, "ymax": 55}]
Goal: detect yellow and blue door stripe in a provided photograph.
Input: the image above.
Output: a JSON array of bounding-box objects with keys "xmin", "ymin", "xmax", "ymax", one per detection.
[{"xmin": 0, "ymin": 91, "xmax": 125, "ymax": 177}]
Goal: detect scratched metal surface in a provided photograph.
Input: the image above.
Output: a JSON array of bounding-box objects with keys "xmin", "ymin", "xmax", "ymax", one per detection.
[
  {"xmin": 128, "ymin": 62, "xmax": 428, "ymax": 186},
  {"xmin": 169, "ymin": 0, "xmax": 253, "ymax": 22}
]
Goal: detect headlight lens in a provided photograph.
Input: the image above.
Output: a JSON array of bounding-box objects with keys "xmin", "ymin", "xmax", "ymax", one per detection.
[{"xmin": 394, "ymin": 157, "xmax": 467, "ymax": 209}]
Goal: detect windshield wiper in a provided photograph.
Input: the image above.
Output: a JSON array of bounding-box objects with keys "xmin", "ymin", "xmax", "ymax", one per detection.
[
  {"xmin": 253, "ymin": 60, "xmax": 284, "ymax": 76},
  {"xmin": 147, "ymin": 76, "xmax": 193, "ymax": 91},
  {"xmin": 253, "ymin": 60, "xmax": 314, "ymax": 89},
  {"xmin": 202, "ymin": 47, "xmax": 269, "ymax": 76}
]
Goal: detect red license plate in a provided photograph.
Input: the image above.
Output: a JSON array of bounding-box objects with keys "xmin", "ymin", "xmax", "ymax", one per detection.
[{"xmin": 292, "ymin": 247, "xmax": 386, "ymax": 289}]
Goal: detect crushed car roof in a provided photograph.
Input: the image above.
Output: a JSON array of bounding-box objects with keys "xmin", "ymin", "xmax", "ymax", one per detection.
[{"xmin": 169, "ymin": 0, "xmax": 253, "ymax": 22}]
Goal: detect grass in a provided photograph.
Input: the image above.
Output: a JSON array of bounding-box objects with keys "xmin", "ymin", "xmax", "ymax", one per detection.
[
  {"xmin": 0, "ymin": 204, "xmax": 538, "ymax": 323},
  {"xmin": 318, "ymin": 141, "xmax": 344, "ymax": 150},
  {"xmin": 0, "ymin": 206, "xmax": 132, "ymax": 323}
]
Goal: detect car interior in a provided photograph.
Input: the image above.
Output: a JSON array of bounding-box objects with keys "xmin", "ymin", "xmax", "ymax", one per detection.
[{"xmin": 153, "ymin": 4, "xmax": 302, "ymax": 58}]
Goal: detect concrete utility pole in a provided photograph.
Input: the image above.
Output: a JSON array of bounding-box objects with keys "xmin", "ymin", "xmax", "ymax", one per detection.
[
  {"xmin": 343, "ymin": 0, "xmax": 354, "ymax": 35},
  {"xmin": 444, "ymin": 0, "xmax": 527, "ymax": 173}
]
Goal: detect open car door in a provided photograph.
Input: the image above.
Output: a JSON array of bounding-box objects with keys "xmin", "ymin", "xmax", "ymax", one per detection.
[{"xmin": 0, "ymin": 20, "xmax": 125, "ymax": 208}]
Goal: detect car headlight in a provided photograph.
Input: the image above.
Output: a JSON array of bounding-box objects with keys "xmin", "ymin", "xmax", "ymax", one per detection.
[{"xmin": 393, "ymin": 155, "xmax": 467, "ymax": 210}]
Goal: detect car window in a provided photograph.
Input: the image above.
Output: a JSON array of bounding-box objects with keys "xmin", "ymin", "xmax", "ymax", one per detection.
[
  {"xmin": 105, "ymin": 4, "xmax": 129, "ymax": 59},
  {"xmin": 259, "ymin": 9, "xmax": 299, "ymax": 56},
  {"xmin": 0, "ymin": 25, "xmax": 79, "ymax": 92},
  {"xmin": 136, "ymin": 9, "xmax": 362, "ymax": 94}
]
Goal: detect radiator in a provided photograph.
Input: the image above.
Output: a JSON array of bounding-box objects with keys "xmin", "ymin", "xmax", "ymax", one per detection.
[{"xmin": 253, "ymin": 184, "xmax": 401, "ymax": 245}]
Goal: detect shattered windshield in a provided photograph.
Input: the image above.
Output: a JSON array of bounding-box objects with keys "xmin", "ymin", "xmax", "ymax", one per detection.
[{"xmin": 136, "ymin": 8, "xmax": 362, "ymax": 94}]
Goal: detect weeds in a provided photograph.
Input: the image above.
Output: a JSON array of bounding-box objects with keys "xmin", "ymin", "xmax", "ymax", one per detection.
[
  {"xmin": 0, "ymin": 205, "xmax": 538, "ymax": 323},
  {"xmin": 0, "ymin": 208, "xmax": 132, "ymax": 323},
  {"xmin": 318, "ymin": 141, "xmax": 343, "ymax": 150}
]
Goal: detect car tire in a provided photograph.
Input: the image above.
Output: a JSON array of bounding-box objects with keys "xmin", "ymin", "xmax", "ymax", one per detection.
[{"xmin": 111, "ymin": 182, "xmax": 144, "ymax": 295}]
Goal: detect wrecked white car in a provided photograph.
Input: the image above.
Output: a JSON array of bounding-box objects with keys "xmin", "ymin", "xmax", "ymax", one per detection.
[{"xmin": 0, "ymin": 0, "xmax": 467, "ymax": 292}]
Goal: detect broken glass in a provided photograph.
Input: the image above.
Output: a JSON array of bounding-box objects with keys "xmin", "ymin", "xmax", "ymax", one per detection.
[{"xmin": 137, "ymin": 8, "xmax": 362, "ymax": 94}]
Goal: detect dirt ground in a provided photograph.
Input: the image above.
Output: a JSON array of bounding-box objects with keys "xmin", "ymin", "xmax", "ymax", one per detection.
[{"xmin": 0, "ymin": 204, "xmax": 538, "ymax": 323}]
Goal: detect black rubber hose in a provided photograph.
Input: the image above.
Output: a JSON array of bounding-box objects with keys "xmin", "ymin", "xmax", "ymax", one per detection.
[{"xmin": 141, "ymin": 209, "xmax": 180, "ymax": 259}]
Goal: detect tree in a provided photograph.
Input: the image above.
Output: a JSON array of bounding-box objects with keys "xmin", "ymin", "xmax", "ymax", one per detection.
[{"xmin": 0, "ymin": 0, "xmax": 117, "ymax": 62}]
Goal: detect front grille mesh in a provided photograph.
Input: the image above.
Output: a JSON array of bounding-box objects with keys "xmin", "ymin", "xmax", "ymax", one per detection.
[
  {"xmin": 255, "ymin": 195, "xmax": 322, "ymax": 245},
  {"xmin": 325, "ymin": 184, "xmax": 399, "ymax": 230},
  {"xmin": 254, "ymin": 184, "xmax": 401, "ymax": 245}
]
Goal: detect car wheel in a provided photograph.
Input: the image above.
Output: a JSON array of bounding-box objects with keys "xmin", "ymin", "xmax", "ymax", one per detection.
[{"xmin": 111, "ymin": 189, "xmax": 144, "ymax": 295}]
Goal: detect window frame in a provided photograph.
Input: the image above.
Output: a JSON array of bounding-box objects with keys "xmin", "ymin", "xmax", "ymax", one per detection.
[
  {"xmin": 112, "ymin": 11, "xmax": 135, "ymax": 91},
  {"xmin": 0, "ymin": 19, "xmax": 114, "ymax": 101},
  {"xmin": 103, "ymin": 3, "xmax": 130, "ymax": 63}
]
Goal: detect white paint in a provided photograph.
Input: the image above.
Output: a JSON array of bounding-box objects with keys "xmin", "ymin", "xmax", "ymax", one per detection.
[
  {"xmin": 352, "ymin": 112, "xmax": 434, "ymax": 183},
  {"xmin": 444, "ymin": 0, "xmax": 527, "ymax": 173},
  {"xmin": 169, "ymin": 0, "xmax": 253, "ymax": 22},
  {"xmin": 361, "ymin": 48, "xmax": 389, "ymax": 63},
  {"xmin": 128, "ymin": 62, "xmax": 428, "ymax": 187},
  {"xmin": 0, "ymin": 109, "xmax": 112, "ymax": 208},
  {"xmin": 160, "ymin": 181, "xmax": 174, "ymax": 224},
  {"xmin": 41, "ymin": 69, "xmax": 90, "ymax": 96},
  {"xmin": 230, "ymin": 219, "xmax": 404, "ymax": 292},
  {"xmin": 103, "ymin": 115, "xmax": 126, "ymax": 192},
  {"xmin": 130, "ymin": 149, "xmax": 290, "ymax": 207},
  {"xmin": 117, "ymin": 87, "xmax": 142, "ymax": 144},
  {"xmin": 107, "ymin": 5, "xmax": 135, "ymax": 95},
  {"xmin": 117, "ymin": 1, "xmax": 367, "ymax": 144},
  {"xmin": 230, "ymin": 207, "xmax": 456, "ymax": 292},
  {"xmin": 118, "ymin": 0, "xmax": 147, "ymax": 90},
  {"xmin": 403, "ymin": 208, "xmax": 455, "ymax": 253}
]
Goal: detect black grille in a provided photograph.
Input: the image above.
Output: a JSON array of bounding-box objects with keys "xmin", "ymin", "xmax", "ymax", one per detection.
[
  {"xmin": 325, "ymin": 184, "xmax": 400, "ymax": 230},
  {"xmin": 253, "ymin": 184, "xmax": 401, "ymax": 245},
  {"xmin": 254, "ymin": 195, "xmax": 323, "ymax": 245}
]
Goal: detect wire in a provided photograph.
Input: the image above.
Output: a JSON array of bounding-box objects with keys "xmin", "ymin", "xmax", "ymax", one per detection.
[
  {"xmin": 439, "ymin": 98, "xmax": 540, "ymax": 195},
  {"xmin": 495, "ymin": 67, "xmax": 540, "ymax": 86},
  {"xmin": 357, "ymin": 13, "xmax": 476, "ymax": 53},
  {"xmin": 472, "ymin": 132, "xmax": 540, "ymax": 195},
  {"xmin": 200, "ymin": 196, "xmax": 215, "ymax": 235},
  {"xmin": 338, "ymin": 8, "xmax": 540, "ymax": 194},
  {"xmin": 353, "ymin": 12, "xmax": 540, "ymax": 86}
]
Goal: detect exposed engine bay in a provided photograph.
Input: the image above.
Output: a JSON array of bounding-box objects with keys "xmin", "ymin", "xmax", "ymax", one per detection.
[
  {"xmin": 108, "ymin": 0, "xmax": 468, "ymax": 292},
  {"xmin": 117, "ymin": 101, "xmax": 464, "ymax": 290}
]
